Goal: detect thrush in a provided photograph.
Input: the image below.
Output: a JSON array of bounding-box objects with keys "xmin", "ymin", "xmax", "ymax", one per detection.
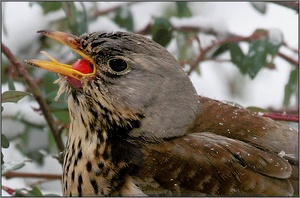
[{"xmin": 24, "ymin": 30, "xmax": 298, "ymax": 196}]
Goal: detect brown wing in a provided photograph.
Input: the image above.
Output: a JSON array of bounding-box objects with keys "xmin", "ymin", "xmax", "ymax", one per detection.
[
  {"xmin": 188, "ymin": 96, "xmax": 298, "ymax": 194},
  {"xmin": 135, "ymin": 132, "xmax": 294, "ymax": 196},
  {"xmin": 190, "ymin": 96, "xmax": 298, "ymax": 160}
]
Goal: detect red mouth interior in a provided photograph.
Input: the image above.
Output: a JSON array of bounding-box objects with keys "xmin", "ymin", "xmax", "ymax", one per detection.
[{"xmin": 71, "ymin": 59, "xmax": 93, "ymax": 74}]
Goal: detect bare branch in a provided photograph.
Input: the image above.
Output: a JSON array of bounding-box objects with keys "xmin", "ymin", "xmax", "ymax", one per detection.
[
  {"xmin": 262, "ymin": 112, "xmax": 298, "ymax": 122},
  {"xmin": 3, "ymin": 171, "xmax": 61, "ymax": 180},
  {"xmin": 1, "ymin": 43, "xmax": 65, "ymax": 156},
  {"xmin": 93, "ymin": 2, "xmax": 136, "ymax": 17},
  {"xmin": 278, "ymin": 51, "xmax": 299, "ymax": 66},
  {"xmin": 135, "ymin": 21, "xmax": 223, "ymax": 38}
]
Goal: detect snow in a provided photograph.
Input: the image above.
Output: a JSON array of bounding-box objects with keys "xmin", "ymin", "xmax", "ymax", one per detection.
[
  {"xmin": 170, "ymin": 15, "xmax": 228, "ymax": 37},
  {"xmin": 2, "ymin": 3, "xmax": 48, "ymax": 54},
  {"xmin": 89, "ymin": 16, "xmax": 125, "ymax": 33},
  {"xmin": 268, "ymin": 28, "xmax": 283, "ymax": 46},
  {"xmin": 2, "ymin": 83, "xmax": 46, "ymax": 127}
]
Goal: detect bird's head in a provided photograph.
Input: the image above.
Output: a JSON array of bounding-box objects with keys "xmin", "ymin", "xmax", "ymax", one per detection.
[{"xmin": 25, "ymin": 30, "xmax": 200, "ymax": 141}]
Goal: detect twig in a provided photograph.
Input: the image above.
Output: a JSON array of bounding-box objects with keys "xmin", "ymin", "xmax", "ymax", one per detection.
[
  {"xmin": 135, "ymin": 21, "xmax": 222, "ymax": 38},
  {"xmin": 93, "ymin": 2, "xmax": 136, "ymax": 17},
  {"xmin": 187, "ymin": 32, "xmax": 298, "ymax": 74},
  {"xmin": 187, "ymin": 33, "xmax": 265, "ymax": 74},
  {"xmin": 1, "ymin": 43, "xmax": 65, "ymax": 156},
  {"xmin": 283, "ymin": 42, "xmax": 298, "ymax": 54},
  {"xmin": 272, "ymin": 1, "xmax": 299, "ymax": 12},
  {"xmin": 262, "ymin": 112, "xmax": 299, "ymax": 122},
  {"xmin": 3, "ymin": 172, "xmax": 61, "ymax": 180},
  {"xmin": 278, "ymin": 51, "xmax": 298, "ymax": 67}
]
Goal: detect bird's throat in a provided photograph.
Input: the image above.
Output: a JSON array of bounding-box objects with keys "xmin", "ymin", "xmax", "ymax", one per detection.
[
  {"xmin": 62, "ymin": 97, "xmax": 111, "ymax": 196},
  {"xmin": 62, "ymin": 89, "xmax": 143, "ymax": 196}
]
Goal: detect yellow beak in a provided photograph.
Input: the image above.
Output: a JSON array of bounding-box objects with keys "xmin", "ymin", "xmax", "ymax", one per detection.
[{"xmin": 24, "ymin": 30, "xmax": 96, "ymax": 80}]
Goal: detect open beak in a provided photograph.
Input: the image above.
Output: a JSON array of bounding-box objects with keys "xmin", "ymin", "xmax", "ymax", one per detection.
[{"xmin": 24, "ymin": 30, "xmax": 96, "ymax": 80}]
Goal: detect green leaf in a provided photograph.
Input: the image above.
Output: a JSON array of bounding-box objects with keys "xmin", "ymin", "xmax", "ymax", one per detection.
[
  {"xmin": 2, "ymin": 90, "xmax": 31, "ymax": 103},
  {"xmin": 176, "ymin": 2, "xmax": 192, "ymax": 18},
  {"xmin": 283, "ymin": 69, "xmax": 298, "ymax": 107},
  {"xmin": 1, "ymin": 152, "xmax": 4, "ymax": 165},
  {"xmin": 8, "ymin": 77, "xmax": 16, "ymax": 91},
  {"xmin": 25, "ymin": 187, "xmax": 43, "ymax": 196},
  {"xmin": 49, "ymin": 102, "xmax": 68, "ymax": 111},
  {"xmin": 33, "ymin": 2, "xmax": 62, "ymax": 14},
  {"xmin": 62, "ymin": 2, "xmax": 77, "ymax": 33},
  {"xmin": 229, "ymin": 43, "xmax": 245, "ymax": 68},
  {"xmin": 247, "ymin": 106, "xmax": 269, "ymax": 113},
  {"xmin": 151, "ymin": 17, "xmax": 173, "ymax": 47},
  {"xmin": 212, "ymin": 43, "xmax": 231, "ymax": 58},
  {"xmin": 76, "ymin": 4, "xmax": 89, "ymax": 34},
  {"xmin": 15, "ymin": 187, "xmax": 42, "ymax": 196},
  {"xmin": 14, "ymin": 187, "xmax": 60, "ymax": 196},
  {"xmin": 1, "ymin": 134, "xmax": 9, "ymax": 148},
  {"xmin": 53, "ymin": 110, "xmax": 70, "ymax": 124},
  {"xmin": 1, "ymin": 159, "xmax": 31, "ymax": 174},
  {"xmin": 45, "ymin": 91, "xmax": 59, "ymax": 102},
  {"xmin": 250, "ymin": 2, "xmax": 267, "ymax": 14},
  {"xmin": 114, "ymin": 7, "xmax": 134, "ymax": 31},
  {"xmin": 42, "ymin": 72, "xmax": 59, "ymax": 95},
  {"xmin": 242, "ymin": 39, "xmax": 267, "ymax": 78}
]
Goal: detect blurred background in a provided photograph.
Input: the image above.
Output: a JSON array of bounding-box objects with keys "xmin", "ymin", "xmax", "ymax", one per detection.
[{"xmin": 1, "ymin": 2, "xmax": 298, "ymax": 196}]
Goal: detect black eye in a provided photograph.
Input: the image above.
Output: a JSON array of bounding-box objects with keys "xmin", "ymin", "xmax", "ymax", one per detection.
[{"xmin": 108, "ymin": 58, "xmax": 128, "ymax": 73}]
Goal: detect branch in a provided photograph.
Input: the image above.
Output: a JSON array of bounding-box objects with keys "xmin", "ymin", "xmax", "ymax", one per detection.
[
  {"xmin": 262, "ymin": 112, "xmax": 299, "ymax": 122},
  {"xmin": 1, "ymin": 43, "xmax": 65, "ymax": 156},
  {"xmin": 187, "ymin": 32, "xmax": 298, "ymax": 74},
  {"xmin": 135, "ymin": 21, "xmax": 222, "ymax": 38},
  {"xmin": 187, "ymin": 32, "xmax": 267, "ymax": 75},
  {"xmin": 3, "ymin": 172, "xmax": 61, "ymax": 180},
  {"xmin": 272, "ymin": 1, "xmax": 299, "ymax": 12},
  {"xmin": 93, "ymin": 2, "xmax": 136, "ymax": 17},
  {"xmin": 278, "ymin": 51, "xmax": 298, "ymax": 67}
]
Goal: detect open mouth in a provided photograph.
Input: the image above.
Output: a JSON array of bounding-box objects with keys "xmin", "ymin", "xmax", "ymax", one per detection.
[{"xmin": 24, "ymin": 30, "xmax": 96, "ymax": 81}]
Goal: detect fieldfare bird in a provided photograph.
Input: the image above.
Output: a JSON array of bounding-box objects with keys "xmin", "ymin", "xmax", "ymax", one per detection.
[{"xmin": 25, "ymin": 30, "xmax": 298, "ymax": 196}]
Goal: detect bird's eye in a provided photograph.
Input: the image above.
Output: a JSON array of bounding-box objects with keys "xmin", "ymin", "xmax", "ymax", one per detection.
[{"xmin": 107, "ymin": 58, "xmax": 129, "ymax": 74}]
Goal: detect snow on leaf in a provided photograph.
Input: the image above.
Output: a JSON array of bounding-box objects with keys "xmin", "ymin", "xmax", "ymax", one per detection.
[
  {"xmin": 242, "ymin": 39, "xmax": 267, "ymax": 79},
  {"xmin": 266, "ymin": 29, "xmax": 283, "ymax": 56},
  {"xmin": 170, "ymin": 15, "xmax": 228, "ymax": 37},
  {"xmin": 268, "ymin": 29, "xmax": 283, "ymax": 46},
  {"xmin": 1, "ymin": 159, "xmax": 32, "ymax": 174}
]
